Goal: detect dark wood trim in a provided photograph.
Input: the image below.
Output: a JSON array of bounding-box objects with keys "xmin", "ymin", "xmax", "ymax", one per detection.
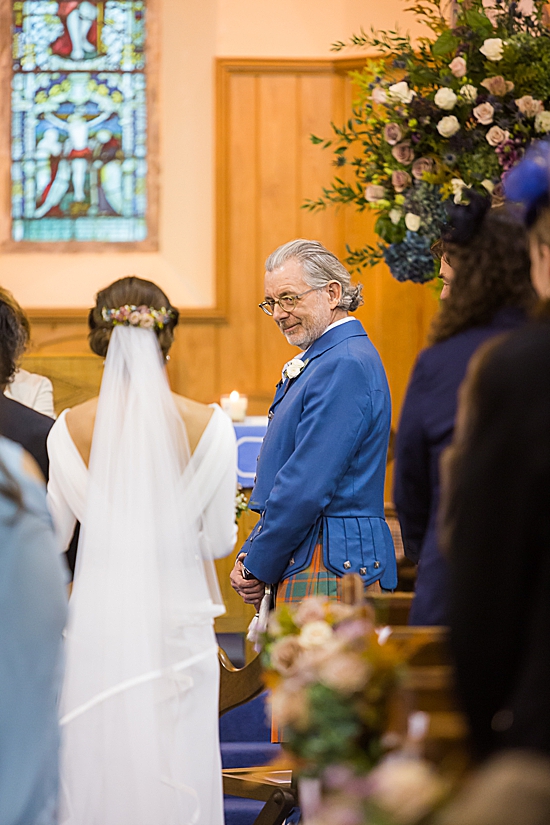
[{"xmin": 26, "ymin": 306, "xmax": 228, "ymax": 324}]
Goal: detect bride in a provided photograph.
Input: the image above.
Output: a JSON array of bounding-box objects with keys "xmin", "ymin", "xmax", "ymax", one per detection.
[{"xmin": 47, "ymin": 277, "xmax": 237, "ymax": 825}]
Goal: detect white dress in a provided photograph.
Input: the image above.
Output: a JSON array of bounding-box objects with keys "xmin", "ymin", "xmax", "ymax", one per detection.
[
  {"xmin": 47, "ymin": 394, "xmax": 237, "ymax": 825},
  {"xmin": 5, "ymin": 368, "xmax": 55, "ymax": 417}
]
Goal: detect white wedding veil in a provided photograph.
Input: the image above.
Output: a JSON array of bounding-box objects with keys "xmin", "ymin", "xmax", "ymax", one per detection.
[{"xmin": 59, "ymin": 325, "xmax": 225, "ymax": 825}]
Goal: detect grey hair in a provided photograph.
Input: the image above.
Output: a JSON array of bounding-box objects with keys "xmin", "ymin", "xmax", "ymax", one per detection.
[{"xmin": 265, "ymin": 239, "xmax": 364, "ymax": 312}]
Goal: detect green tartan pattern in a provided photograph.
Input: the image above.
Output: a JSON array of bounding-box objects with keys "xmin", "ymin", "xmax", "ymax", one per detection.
[{"xmin": 276, "ymin": 540, "xmax": 341, "ymax": 604}]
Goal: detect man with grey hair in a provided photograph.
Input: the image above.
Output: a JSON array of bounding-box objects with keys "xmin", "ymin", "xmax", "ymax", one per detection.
[{"xmin": 230, "ymin": 239, "xmax": 396, "ymax": 607}]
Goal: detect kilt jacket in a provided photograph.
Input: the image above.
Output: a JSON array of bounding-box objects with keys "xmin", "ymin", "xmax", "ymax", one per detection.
[{"xmin": 241, "ymin": 318, "xmax": 397, "ymax": 590}]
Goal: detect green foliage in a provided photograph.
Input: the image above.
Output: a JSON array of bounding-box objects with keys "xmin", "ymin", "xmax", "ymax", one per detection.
[{"xmin": 305, "ymin": 0, "xmax": 550, "ymax": 282}]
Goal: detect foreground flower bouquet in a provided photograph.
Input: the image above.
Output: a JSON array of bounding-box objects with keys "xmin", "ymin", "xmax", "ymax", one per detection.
[
  {"xmin": 263, "ymin": 596, "xmax": 413, "ymax": 776},
  {"xmin": 306, "ymin": 0, "xmax": 550, "ymax": 282}
]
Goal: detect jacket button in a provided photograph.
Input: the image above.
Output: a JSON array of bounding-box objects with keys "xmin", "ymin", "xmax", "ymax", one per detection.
[
  {"xmin": 268, "ymin": 411, "xmax": 274, "ymax": 420},
  {"xmin": 360, "ymin": 567, "xmax": 366, "ymax": 575},
  {"xmin": 374, "ymin": 561, "xmax": 380, "ymax": 569},
  {"xmin": 289, "ymin": 557, "xmax": 295, "ymax": 565},
  {"xmin": 343, "ymin": 561, "xmax": 351, "ymax": 569}
]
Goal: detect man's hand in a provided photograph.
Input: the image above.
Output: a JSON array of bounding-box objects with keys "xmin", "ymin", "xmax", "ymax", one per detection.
[{"xmin": 230, "ymin": 554, "xmax": 266, "ymax": 611}]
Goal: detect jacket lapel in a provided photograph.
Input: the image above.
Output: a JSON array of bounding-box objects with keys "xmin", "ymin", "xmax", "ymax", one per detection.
[{"xmin": 268, "ymin": 320, "xmax": 366, "ymax": 419}]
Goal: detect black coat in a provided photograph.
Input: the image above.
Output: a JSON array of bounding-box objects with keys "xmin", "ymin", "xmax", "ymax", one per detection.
[{"xmin": 0, "ymin": 393, "xmax": 53, "ymax": 480}]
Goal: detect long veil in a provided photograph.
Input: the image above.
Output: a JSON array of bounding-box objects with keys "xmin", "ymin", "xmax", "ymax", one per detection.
[{"xmin": 59, "ymin": 325, "xmax": 225, "ymax": 825}]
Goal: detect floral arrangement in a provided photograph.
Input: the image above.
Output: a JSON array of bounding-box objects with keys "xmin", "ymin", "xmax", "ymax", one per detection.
[
  {"xmin": 235, "ymin": 484, "xmax": 249, "ymax": 520},
  {"xmin": 101, "ymin": 304, "xmax": 174, "ymax": 329},
  {"xmin": 263, "ymin": 595, "xmax": 419, "ymax": 777},
  {"xmin": 306, "ymin": 0, "xmax": 550, "ymax": 282}
]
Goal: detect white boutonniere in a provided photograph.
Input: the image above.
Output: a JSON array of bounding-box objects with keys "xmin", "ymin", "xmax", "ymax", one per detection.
[{"xmin": 283, "ymin": 358, "xmax": 309, "ymax": 380}]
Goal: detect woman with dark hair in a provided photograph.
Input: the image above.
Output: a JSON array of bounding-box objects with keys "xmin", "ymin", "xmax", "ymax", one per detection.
[
  {"xmin": 0, "ymin": 286, "xmax": 55, "ymax": 418},
  {"xmin": 46, "ymin": 276, "xmax": 237, "ymax": 825},
  {"xmin": 438, "ymin": 141, "xmax": 550, "ymax": 758},
  {"xmin": 0, "ymin": 439, "xmax": 67, "ymax": 825},
  {"xmin": 393, "ymin": 198, "xmax": 535, "ymax": 625}
]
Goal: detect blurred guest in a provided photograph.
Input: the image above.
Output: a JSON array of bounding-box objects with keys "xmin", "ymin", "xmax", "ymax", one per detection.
[
  {"xmin": 0, "ymin": 287, "xmax": 55, "ymax": 418},
  {"xmin": 394, "ymin": 197, "xmax": 535, "ymax": 625},
  {"xmin": 439, "ymin": 142, "xmax": 550, "ymax": 757},
  {"xmin": 0, "ymin": 437, "xmax": 67, "ymax": 825}
]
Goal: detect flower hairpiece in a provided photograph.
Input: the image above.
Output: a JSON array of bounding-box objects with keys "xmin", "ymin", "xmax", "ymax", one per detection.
[{"xmin": 101, "ymin": 304, "xmax": 174, "ymax": 330}]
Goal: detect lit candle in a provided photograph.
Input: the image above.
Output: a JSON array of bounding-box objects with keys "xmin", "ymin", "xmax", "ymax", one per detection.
[{"xmin": 220, "ymin": 390, "xmax": 248, "ymax": 422}]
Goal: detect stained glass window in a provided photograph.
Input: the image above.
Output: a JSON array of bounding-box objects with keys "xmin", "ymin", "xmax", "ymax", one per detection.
[{"xmin": 10, "ymin": 1, "xmax": 148, "ymax": 243}]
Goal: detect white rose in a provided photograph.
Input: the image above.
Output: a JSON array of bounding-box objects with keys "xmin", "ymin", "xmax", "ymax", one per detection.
[
  {"xmin": 434, "ymin": 87, "xmax": 457, "ymax": 111},
  {"xmin": 481, "ymin": 179, "xmax": 495, "ymax": 194},
  {"xmin": 405, "ymin": 213, "xmax": 421, "ymax": 232},
  {"xmin": 284, "ymin": 358, "xmax": 306, "ymax": 379},
  {"xmin": 450, "ymin": 178, "xmax": 471, "ymax": 203},
  {"xmin": 437, "ymin": 115, "xmax": 460, "ymax": 138},
  {"xmin": 480, "ymin": 37, "xmax": 504, "ymax": 61},
  {"xmin": 389, "ymin": 209, "xmax": 402, "ymax": 225},
  {"xmin": 299, "ymin": 620, "xmax": 334, "ymax": 649},
  {"xmin": 388, "ymin": 81, "xmax": 416, "ymax": 104},
  {"xmin": 535, "ymin": 110, "xmax": 550, "ymax": 133},
  {"xmin": 460, "ymin": 84, "xmax": 478, "ymax": 103},
  {"xmin": 372, "ymin": 87, "xmax": 387, "ymax": 104}
]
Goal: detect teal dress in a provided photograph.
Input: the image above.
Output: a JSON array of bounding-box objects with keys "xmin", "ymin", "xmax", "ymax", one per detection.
[{"xmin": 0, "ymin": 437, "xmax": 67, "ymax": 825}]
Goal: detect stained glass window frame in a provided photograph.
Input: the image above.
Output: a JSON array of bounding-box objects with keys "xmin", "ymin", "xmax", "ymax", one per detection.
[{"xmin": 0, "ymin": 0, "xmax": 158, "ymax": 250}]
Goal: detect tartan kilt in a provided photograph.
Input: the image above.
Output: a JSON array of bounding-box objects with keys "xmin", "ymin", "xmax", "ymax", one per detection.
[{"xmin": 275, "ymin": 538, "xmax": 341, "ymax": 604}]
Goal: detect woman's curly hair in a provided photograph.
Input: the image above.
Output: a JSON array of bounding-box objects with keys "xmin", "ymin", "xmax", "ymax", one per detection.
[
  {"xmin": 88, "ymin": 276, "xmax": 179, "ymax": 358},
  {"xmin": 429, "ymin": 205, "xmax": 536, "ymax": 345},
  {"xmin": 0, "ymin": 287, "xmax": 30, "ymax": 387}
]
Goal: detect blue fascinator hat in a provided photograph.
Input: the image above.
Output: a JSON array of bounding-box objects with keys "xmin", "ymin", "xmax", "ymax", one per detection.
[{"xmin": 504, "ymin": 139, "xmax": 550, "ymax": 227}]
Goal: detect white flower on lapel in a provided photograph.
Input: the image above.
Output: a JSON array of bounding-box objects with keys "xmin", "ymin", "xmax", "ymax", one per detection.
[{"xmin": 283, "ymin": 358, "xmax": 308, "ymax": 380}]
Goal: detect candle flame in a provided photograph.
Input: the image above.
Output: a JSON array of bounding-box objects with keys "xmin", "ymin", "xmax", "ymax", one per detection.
[{"xmin": 229, "ymin": 390, "xmax": 240, "ymax": 401}]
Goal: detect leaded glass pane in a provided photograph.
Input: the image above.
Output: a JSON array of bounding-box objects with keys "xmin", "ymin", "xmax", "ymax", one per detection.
[{"xmin": 10, "ymin": 1, "xmax": 148, "ymax": 243}]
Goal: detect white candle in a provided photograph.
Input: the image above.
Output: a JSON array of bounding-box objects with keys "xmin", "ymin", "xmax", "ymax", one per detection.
[{"xmin": 220, "ymin": 390, "xmax": 248, "ymax": 422}]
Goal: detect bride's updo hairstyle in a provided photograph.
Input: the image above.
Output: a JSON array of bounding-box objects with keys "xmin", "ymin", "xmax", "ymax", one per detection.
[{"xmin": 88, "ymin": 276, "xmax": 179, "ymax": 358}]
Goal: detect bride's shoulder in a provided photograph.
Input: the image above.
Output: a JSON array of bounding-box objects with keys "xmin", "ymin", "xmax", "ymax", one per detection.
[
  {"xmin": 64, "ymin": 397, "xmax": 99, "ymax": 465},
  {"xmin": 172, "ymin": 394, "xmax": 215, "ymax": 453}
]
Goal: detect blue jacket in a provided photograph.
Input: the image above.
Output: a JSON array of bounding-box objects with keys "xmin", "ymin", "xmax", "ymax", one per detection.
[
  {"xmin": 393, "ymin": 307, "xmax": 526, "ymax": 625},
  {"xmin": 242, "ymin": 319, "xmax": 397, "ymax": 589}
]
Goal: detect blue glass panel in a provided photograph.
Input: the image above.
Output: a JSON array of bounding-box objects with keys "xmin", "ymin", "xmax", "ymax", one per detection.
[{"xmin": 11, "ymin": 1, "xmax": 148, "ymax": 243}]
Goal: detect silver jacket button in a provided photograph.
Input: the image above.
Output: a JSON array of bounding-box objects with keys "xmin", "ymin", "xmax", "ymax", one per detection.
[
  {"xmin": 373, "ymin": 561, "xmax": 380, "ymax": 569},
  {"xmin": 343, "ymin": 561, "xmax": 351, "ymax": 569},
  {"xmin": 360, "ymin": 567, "xmax": 367, "ymax": 575}
]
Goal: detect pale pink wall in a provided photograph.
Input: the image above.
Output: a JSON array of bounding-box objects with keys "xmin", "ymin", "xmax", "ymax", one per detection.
[{"xmin": 1, "ymin": 0, "xmax": 427, "ymax": 309}]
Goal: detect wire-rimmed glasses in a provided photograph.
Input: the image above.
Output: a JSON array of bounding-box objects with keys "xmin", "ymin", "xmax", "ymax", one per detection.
[{"xmin": 258, "ymin": 287, "xmax": 321, "ymax": 316}]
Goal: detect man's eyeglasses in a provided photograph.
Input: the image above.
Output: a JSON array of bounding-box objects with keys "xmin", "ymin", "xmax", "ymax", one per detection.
[{"xmin": 258, "ymin": 287, "xmax": 321, "ymax": 316}]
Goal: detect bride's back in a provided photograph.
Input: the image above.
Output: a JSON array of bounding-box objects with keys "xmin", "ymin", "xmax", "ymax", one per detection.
[{"xmin": 66, "ymin": 393, "xmax": 213, "ymax": 468}]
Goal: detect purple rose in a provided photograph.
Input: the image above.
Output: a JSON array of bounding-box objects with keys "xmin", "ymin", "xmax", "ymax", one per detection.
[
  {"xmin": 411, "ymin": 157, "xmax": 434, "ymax": 180},
  {"xmin": 391, "ymin": 170, "xmax": 412, "ymax": 192},
  {"xmin": 391, "ymin": 141, "xmax": 415, "ymax": 165},
  {"xmin": 383, "ymin": 122, "xmax": 403, "ymax": 145}
]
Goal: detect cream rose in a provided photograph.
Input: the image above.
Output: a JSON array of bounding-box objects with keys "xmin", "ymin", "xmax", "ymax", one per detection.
[
  {"xmin": 270, "ymin": 635, "xmax": 303, "ymax": 675},
  {"xmin": 284, "ymin": 358, "xmax": 307, "ymax": 379},
  {"xmin": 449, "ymin": 56, "xmax": 467, "ymax": 78},
  {"xmin": 319, "ymin": 652, "xmax": 370, "ymax": 694},
  {"xmin": 129, "ymin": 311, "xmax": 141, "ymax": 325},
  {"xmin": 450, "ymin": 178, "xmax": 471, "ymax": 203},
  {"xmin": 405, "ymin": 213, "xmax": 421, "ymax": 232},
  {"xmin": 294, "ymin": 596, "xmax": 327, "ymax": 627},
  {"xmin": 298, "ymin": 620, "xmax": 334, "ymax": 649},
  {"xmin": 460, "ymin": 84, "xmax": 478, "ymax": 103},
  {"xmin": 481, "ymin": 179, "xmax": 495, "ymax": 194},
  {"xmin": 515, "ymin": 95, "xmax": 544, "ymax": 118},
  {"xmin": 389, "ymin": 208, "xmax": 402, "ymax": 225},
  {"xmin": 486, "ymin": 125, "xmax": 509, "ymax": 146},
  {"xmin": 473, "ymin": 102, "xmax": 495, "ymax": 125},
  {"xmin": 388, "ymin": 81, "xmax": 416, "ymax": 104},
  {"xmin": 436, "ymin": 115, "xmax": 460, "ymax": 138},
  {"xmin": 434, "ymin": 87, "xmax": 457, "ymax": 111},
  {"xmin": 369, "ymin": 758, "xmax": 446, "ymax": 824},
  {"xmin": 480, "ymin": 38, "xmax": 504, "ymax": 62},
  {"xmin": 535, "ymin": 111, "xmax": 550, "ymax": 133},
  {"xmin": 140, "ymin": 315, "xmax": 155, "ymax": 329},
  {"xmin": 365, "ymin": 184, "xmax": 386, "ymax": 202}
]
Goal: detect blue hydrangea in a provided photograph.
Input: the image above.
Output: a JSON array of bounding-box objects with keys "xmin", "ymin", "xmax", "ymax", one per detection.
[{"xmin": 383, "ymin": 232, "xmax": 435, "ymax": 283}]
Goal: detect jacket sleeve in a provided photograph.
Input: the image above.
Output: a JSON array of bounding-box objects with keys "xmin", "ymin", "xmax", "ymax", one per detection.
[
  {"xmin": 393, "ymin": 354, "xmax": 431, "ymax": 563},
  {"xmin": 242, "ymin": 353, "xmax": 381, "ymax": 584}
]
